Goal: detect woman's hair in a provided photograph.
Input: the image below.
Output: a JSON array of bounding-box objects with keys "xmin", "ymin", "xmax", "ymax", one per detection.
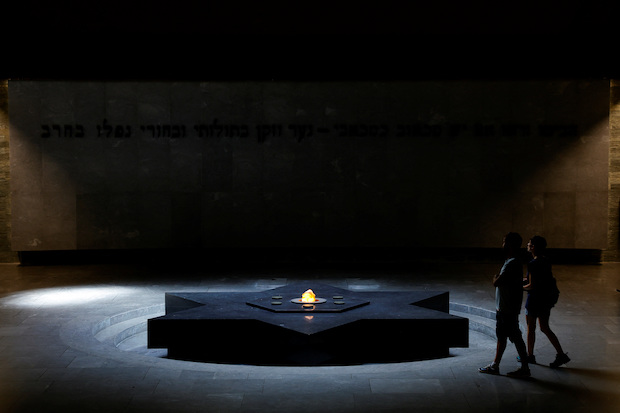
[{"xmin": 530, "ymin": 235, "xmax": 547, "ymax": 251}]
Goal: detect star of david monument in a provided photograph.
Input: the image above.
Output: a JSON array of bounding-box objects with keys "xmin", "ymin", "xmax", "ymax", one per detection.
[{"xmin": 148, "ymin": 282, "xmax": 469, "ymax": 365}]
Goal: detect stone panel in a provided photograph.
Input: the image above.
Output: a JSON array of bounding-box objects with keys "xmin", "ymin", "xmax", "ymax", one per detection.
[
  {"xmin": 576, "ymin": 191, "xmax": 609, "ymax": 249},
  {"xmin": 544, "ymin": 192, "xmax": 576, "ymax": 248}
]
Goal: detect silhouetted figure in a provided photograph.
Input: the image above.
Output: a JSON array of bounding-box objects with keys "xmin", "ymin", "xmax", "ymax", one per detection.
[
  {"xmin": 522, "ymin": 236, "xmax": 570, "ymax": 368},
  {"xmin": 479, "ymin": 232, "xmax": 531, "ymax": 377}
]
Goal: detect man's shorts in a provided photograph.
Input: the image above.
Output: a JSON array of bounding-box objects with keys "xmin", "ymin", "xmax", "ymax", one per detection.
[{"xmin": 496, "ymin": 311, "xmax": 522, "ymax": 343}]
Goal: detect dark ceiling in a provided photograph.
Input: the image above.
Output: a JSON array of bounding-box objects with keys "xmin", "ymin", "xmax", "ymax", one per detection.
[{"xmin": 4, "ymin": 1, "xmax": 617, "ymax": 81}]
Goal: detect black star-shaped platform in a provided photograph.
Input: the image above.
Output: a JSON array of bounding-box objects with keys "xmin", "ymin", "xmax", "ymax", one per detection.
[{"xmin": 148, "ymin": 282, "xmax": 469, "ymax": 365}]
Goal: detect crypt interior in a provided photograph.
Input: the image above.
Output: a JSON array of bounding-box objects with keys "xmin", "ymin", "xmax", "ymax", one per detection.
[{"xmin": 1, "ymin": 1, "xmax": 620, "ymax": 412}]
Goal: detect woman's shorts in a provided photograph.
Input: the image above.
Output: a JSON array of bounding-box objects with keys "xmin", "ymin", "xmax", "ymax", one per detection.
[{"xmin": 525, "ymin": 294, "xmax": 552, "ymax": 318}]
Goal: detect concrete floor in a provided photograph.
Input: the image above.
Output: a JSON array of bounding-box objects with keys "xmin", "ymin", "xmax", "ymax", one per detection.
[{"xmin": 0, "ymin": 260, "xmax": 619, "ymax": 412}]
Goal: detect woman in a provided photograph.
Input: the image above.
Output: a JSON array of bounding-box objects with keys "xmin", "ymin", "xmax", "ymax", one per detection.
[{"xmin": 522, "ymin": 235, "xmax": 570, "ymax": 368}]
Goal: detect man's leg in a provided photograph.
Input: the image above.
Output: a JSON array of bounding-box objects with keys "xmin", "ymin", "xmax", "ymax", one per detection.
[
  {"xmin": 494, "ymin": 336, "xmax": 508, "ymax": 365},
  {"xmin": 506, "ymin": 323, "xmax": 531, "ymax": 377},
  {"xmin": 514, "ymin": 335, "xmax": 529, "ymax": 368}
]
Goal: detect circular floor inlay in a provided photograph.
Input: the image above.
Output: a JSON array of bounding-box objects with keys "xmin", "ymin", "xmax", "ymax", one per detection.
[{"xmin": 88, "ymin": 302, "xmax": 497, "ymax": 369}]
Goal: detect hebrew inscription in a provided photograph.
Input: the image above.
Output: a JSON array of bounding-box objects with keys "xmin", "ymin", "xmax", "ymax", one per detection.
[{"xmin": 41, "ymin": 120, "xmax": 580, "ymax": 141}]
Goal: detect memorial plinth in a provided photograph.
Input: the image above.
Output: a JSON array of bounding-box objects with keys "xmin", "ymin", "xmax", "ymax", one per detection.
[{"xmin": 147, "ymin": 282, "xmax": 469, "ymax": 365}]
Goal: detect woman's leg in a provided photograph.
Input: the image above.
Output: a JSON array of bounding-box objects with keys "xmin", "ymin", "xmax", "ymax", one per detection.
[
  {"xmin": 526, "ymin": 314, "xmax": 537, "ymax": 356},
  {"xmin": 538, "ymin": 313, "xmax": 564, "ymax": 355}
]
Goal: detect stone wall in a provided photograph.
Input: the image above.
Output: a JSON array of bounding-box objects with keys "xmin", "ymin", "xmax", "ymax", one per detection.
[
  {"xmin": 6, "ymin": 81, "xmax": 611, "ymax": 258},
  {"xmin": 0, "ymin": 80, "xmax": 18, "ymax": 262},
  {"xmin": 604, "ymin": 80, "xmax": 620, "ymax": 262}
]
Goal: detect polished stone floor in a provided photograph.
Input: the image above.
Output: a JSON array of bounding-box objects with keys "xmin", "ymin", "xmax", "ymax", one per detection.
[{"xmin": 0, "ymin": 260, "xmax": 619, "ymax": 412}]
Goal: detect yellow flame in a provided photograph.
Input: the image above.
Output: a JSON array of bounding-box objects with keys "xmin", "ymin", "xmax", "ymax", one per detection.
[{"xmin": 301, "ymin": 289, "xmax": 316, "ymax": 302}]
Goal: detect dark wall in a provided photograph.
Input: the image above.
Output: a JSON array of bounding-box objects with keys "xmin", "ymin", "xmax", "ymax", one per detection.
[{"xmin": 8, "ymin": 80, "xmax": 609, "ymax": 252}]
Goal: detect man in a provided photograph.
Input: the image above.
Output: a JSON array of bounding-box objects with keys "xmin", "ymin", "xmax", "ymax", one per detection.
[{"xmin": 479, "ymin": 232, "xmax": 531, "ymax": 377}]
